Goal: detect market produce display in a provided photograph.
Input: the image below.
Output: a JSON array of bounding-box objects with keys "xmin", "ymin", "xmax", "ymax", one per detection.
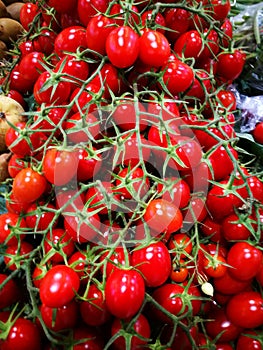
[{"xmin": 0, "ymin": 0, "xmax": 262, "ymax": 349}]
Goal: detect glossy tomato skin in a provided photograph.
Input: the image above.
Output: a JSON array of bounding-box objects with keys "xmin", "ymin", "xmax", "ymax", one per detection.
[
  {"xmin": 43, "ymin": 149, "xmax": 78, "ymax": 186},
  {"xmin": 0, "ymin": 212, "xmax": 26, "ymax": 245},
  {"xmin": 80, "ymin": 284, "xmax": 111, "ymax": 326},
  {"xmin": 64, "ymin": 209, "xmax": 101, "ymax": 243},
  {"xmin": 32, "ymin": 28, "xmax": 57, "ymax": 55},
  {"xmin": 54, "ymin": 26, "xmax": 87, "ymax": 57},
  {"xmin": 143, "ymin": 199, "xmax": 183, "ymax": 240},
  {"xmin": 164, "ymin": 8, "xmax": 190, "ymax": 42},
  {"xmin": 111, "ymin": 314, "xmax": 151, "ymax": 350},
  {"xmin": 77, "ymin": 0, "xmax": 109, "ymax": 26},
  {"xmin": 76, "ymin": 147, "xmax": 102, "ymax": 182},
  {"xmin": 226, "ymin": 291, "xmax": 263, "ymax": 329},
  {"xmin": 105, "ymin": 269, "xmax": 145, "ymax": 319},
  {"xmin": 54, "ymin": 56, "xmax": 90, "ymax": 91},
  {"xmin": 40, "ymin": 300, "xmax": 79, "ymax": 331},
  {"xmin": 33, "ymin": 71, "xmax": 71, "ymax": 105},
  {"xmin": 86, "ymin": 14, "xmax": 115, "ymax": 55},
  {"xmin": 131, "ymin": 241, "xmax": 171, "ymax": 287},
  {"xmin": 227, "ymin": 242, "xmax": 262, "ymax": 281},
  {"xmin": 151, "ymin": 283, "xmax": 184, "ymax": 323},
  {"xmin": 99, "ymin": 247, "xmax": 131, "ymax": 278},
  {"xmin": 19, "ymin": 52, "xmax": 45, "ymax": 83},
  {"xmin": 39, "ymin": 265, "xmax": 80, "ymax": 308},
  {"xmin": 44, "ymin": 228, "xmax": 75, "ymax": 263},
  {"xmin": 4, "ymin": 242, "xmax": 33, "ymax": 271},
  {"xmin": 9, "ymin": 66, "xmax": 34, "ymax": 94},
  {"xmin": 65, "ymin": 111, "xmax": 100, "ymax": 144},
  {"xmin": 115, "ymin": 166, "xmax": 150, "ymax": 200},
  {"xmin": 174, "ymin": 30, "xmax": 203, "ymax": 59},
  {"xmin": 216, "ymin": 49, "xmax": 246, "ymax": 82},
  {"xmin": 139, "ymin": 29, "xmax": 170, "ymax": 67},
  {"xmin": 161, "ymin": 58, "xmax": 194, "ymax": 94},
  {"xmin": 106, "ymin": 26, "xmax": 140, "ymax": 69},
  {"xmin": 206, "ymin": 181, "xmax": 243, "ymax": 220},
  {"xmin": 205, "ymin": 306, "xmax": 243, "ymax": 342},
  {"xmin": 12, "ymin": 168, "xmax": 47, "ymax": 204},
  {"xmin": 157, "ymin": 178, "xmax": 191, "ymax": 209},
  {"xmin": 236, "ymin": 331, "xmax": 262, "ymax": 350},
  {"xmin": 213, "ymin": 269, "xmax": 252, "ymax": 295},
  {"xmin": 20, "ymin": 3, "xmax": 40, "ymax": 31},
  {"xmin": 5, "ymin": 122, "xmax": 44, "ymax": 157},
  {"xmin": 253, "ymin": 122, "xmax": 263, "ymax": 144},
  {"xmin": 222, "ymin": 213, "xmax": 252, "ymax": 241},
  {"xmin": 0, "ymin": 318, "xmax": 41, "ymax": 350}
]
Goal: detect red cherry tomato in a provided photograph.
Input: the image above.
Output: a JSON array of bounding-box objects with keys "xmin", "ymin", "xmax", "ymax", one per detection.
[{"xmin": 39, "ymin": 265, "xmax": 80, "ymax": 308}]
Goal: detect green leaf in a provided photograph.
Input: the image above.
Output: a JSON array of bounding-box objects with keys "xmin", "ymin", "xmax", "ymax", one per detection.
[{"xmin": 236, "ymin": 132, "xmax": 263, "ymax": 158}]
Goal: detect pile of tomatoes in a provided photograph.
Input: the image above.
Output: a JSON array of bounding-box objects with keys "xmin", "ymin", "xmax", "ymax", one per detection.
[{"xmin": 0, "ymin": 0, "xmax": 263, "ymax": 349}]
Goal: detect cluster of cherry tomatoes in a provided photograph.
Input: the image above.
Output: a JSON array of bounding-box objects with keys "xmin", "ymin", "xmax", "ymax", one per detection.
[{"xmin": 0, "ymin": 0, "xmax": 263, "ymax": 349}]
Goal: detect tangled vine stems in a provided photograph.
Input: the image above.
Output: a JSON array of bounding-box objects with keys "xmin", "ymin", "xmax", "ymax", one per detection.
[{"xmin": 1, "ymin": 0, "xmax": 263, "ymax": 348}]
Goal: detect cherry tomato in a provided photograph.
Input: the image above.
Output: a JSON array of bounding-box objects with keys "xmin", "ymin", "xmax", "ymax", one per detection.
[
  {"xmin": 111, "ymin": 314, "xmax": 150, "ymax": 350},
  {"xmin": 213, "ymin": 269, "xmax": 252, "ymax": 295},
  {"xmin": 222, "ymin": 213, "xmax": 253, "ymax": 241},
  {"xmin": 86, "ymin": 14, "xmax": 115, "ymax": 55},
  {"xmin": 80, "ymin": 284, "xmax": 111, "ymax": 326},
  {"xmin": 164, "ymin": 8, "xmax": 190, "ymax": 42},
  {"xmin": 99, "ymin": 247, "xmax": 131, "ymax": 278},
  {"xmin": 141, "ymin": 10, "xmax": 166, "ymax": 33},
  {"xmin": 77, "ymin": 0, "xmax": 109, "ymax": 27},
  {"xmin": 5, "ymin": 122, "xmax": 45, "ymax": 157},
  {"xmin": 43, "ymin": 148, "xmax": 78, "ymax": 186},
  {"xmin": 19, "ymin": 52, "xmax": 45, "ymax": 83},
  {"xmin": 32, "ymin": 28, "xmax": 57, "ymax": 55},
  {"xmin": 64, "ymin": 208, "xmax": 101, "ymax": 243},
  {"xmin": 206, "ymin": 181, "xmax": 243, "ymax": 220},
  {"xmin": 227, "ymin": 242, "xmax": 262, "ymax": 281},
  {"xmin": 33, "ymin": 70, "xmax": 71, "ymax": 105},
  {"xmin": 40, "ymin": 300, "xmax": 79, "ymax": 331},
  {"xmin": 44, "ymin": 228, "xmax": 75, "ymax": 263},
  {"xmin": 151, "ymin": 283, "xmax": 184, "ymax": 323},
  {"xmin": 161, "ymin": 58, "xmax": 194, "ymax": 94},
  {"xmin": 205, "ymin": 306, "xmax": 243, "ymax": 342},
  {"xmin": 237, "ymin": 331, "xmax": 263, "ymax": 350},
  {"xmin": 216, "ymin": 49, "xmax": 246, "ymax": 82},
  {"xmin": 20, "ymin": 3, "xmax": 40, "ymax": 31},
  {"xmin": 115, "ymin": 166, "xmax": 150, "ymax": 200},
  {"xmin": 168, "ymin": 232, "xmax": 193, "ymax": 258},
  {"xmin": 54, "ymin": 26, "xmax": 87, "ymax": 57},
  {"xmin": 4, "ymin": 242, "xmax": 33, "ymax": 271},
  {"xmin": 1, "ymin": 317, "xmax": 41, "ymax": 350},
  {"xmin": 0, "ymin": 212, "xmax": 26, "ymax": 245},
  {"xmin": 72, "ymin": 326, "xmax": 105, "ymax": 349},
  {"xmin": 174, "ymin": 30, "xmax": 203, "ymax": 59},
  {"xmin": 143, "ymin": 199, "xmax": 183, "ymax": 240},
  {"xmin": 112, "ymin": 101, "xmax": 148, "ymax": 131},
  {"xmin": 39, "ymin": 265, "xmax": 80, "ymax": 308},
  {"xmin": 54, "ymin": 56, "xmax": 90, "ymax": 91},
  {"xmin": 139, "ymin": 29, "xmax": 170, "ymax": 67},
  {"xmin": 105, "ymin": 269, "xmax": 145, "ymax": 319},
  {"xmin": 106, "ymin": 26, "xmax": 140, "ymax": 68},
  {"xmin": 12, "ymin": 168, "xmax": 47, "ymax": 204},
  {"xmin": 226, "ymin": 291, "xmax": 263, "ymax": 329},
  {"xmin": 76, "ymin": 147, "xmax": 102, "ymax": 182},
  {"xmin": 131, "ymin": 241, "xmax": 171, "ymax": 287},
  {"xmin": 65, "ymin": 111, "xmax": 100, "ymax": 143}
]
